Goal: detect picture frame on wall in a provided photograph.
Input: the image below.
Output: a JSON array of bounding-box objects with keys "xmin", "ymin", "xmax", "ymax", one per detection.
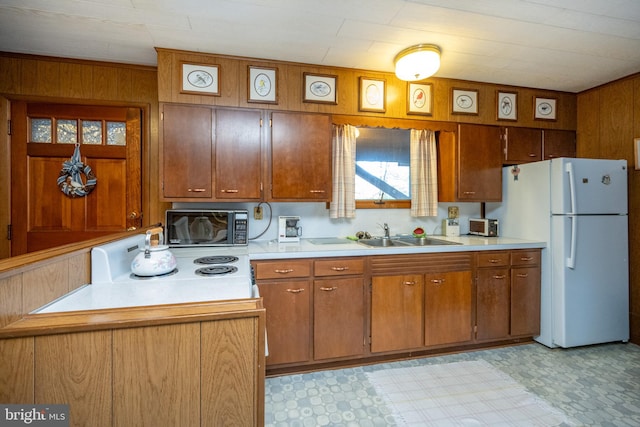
[
  {"xmin": 497, "ymin": 91, "xmax": 517, "ymax": 121},
  {"xmin": 407, "ymin": 83, "xmax": 433, "ymax": 116},
  {"xmin": 534, "ymin": 97, "xmax": 557, "ymax": 120},
  {"xmin": 181, "ymin": 63, "xmax": 220, "ymax": 96},
  {"xmin": 248, "ymin": 66, "xmax": 278, "ymax": 104},
  {"xmin": 303, "ymin": 73, "xmax": 338, "ymax": 104},
  {"xmin": 359, "ymin": 77, "xmax": 386, "ymax": 112},
  {"xmin": 452, "ymin": 88, "xmax": 478, "ymax": 115}
]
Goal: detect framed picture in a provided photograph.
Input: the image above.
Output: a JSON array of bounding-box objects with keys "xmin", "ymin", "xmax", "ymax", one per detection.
[
  {"xmin": 534, "ymin": 97, "xmax": 557, "ymax": 120},
  {"xmin": 303, "ymin": 73, "xmax": 337, "ymax": 104},
  {"xmin": 359, "ymin": 77, "xmax": 386, "ymax": 112},
  {"xmin": 497, "ymin": 91, "xmax": 517, "ymax": 121},
  {"xmin": 407, "ymin": 83, "xmax": 433, "ymax": 116},
  {"xmin": 635, "ymin": 138, "xmax": 640, "ymax": 170},
  {"xmin": 452, "ymin": 88, "xmax": 478, "ymax": 115},
  {"xmin": 181, "ymin": 63, "xmax": 220, "ymax": 95},
  {"xmin": 248, "ymin": 66, "xmax": 278, "ymax": 104}
]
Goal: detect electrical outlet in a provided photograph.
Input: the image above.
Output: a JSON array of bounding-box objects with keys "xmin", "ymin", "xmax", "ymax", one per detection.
[
  {"xmin": 448, "ymin": 206, "xmax": 459, "ymax": 219},
  {"xmin": 254, "ymin": 206, "xmax": 263, "ymax": 220}
]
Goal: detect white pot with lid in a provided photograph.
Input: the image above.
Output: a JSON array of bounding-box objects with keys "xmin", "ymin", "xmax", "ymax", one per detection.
[{"xmin": 131, "ymin": 227, "xmax": 177, "ymax": 276}]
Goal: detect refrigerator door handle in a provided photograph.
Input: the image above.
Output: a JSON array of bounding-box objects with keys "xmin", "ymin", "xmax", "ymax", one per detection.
[
  {"xmin": 567, "ymin": 216, "xmax": 577, "ymax": 269},
  {"xmin": 565, "ymin": 161, "xmax": 576, "ymax": 215}
]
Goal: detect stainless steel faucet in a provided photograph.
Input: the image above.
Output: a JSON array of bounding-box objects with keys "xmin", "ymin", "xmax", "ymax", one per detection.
[{"xmin": 383, "ymin": 223, "xmax": 390, "ymax": 239}]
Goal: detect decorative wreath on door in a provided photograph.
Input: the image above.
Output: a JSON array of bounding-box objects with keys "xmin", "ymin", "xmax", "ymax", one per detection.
[{"xmin": 57, "ymin": 144, "xmax": 97, "ymax": 198}]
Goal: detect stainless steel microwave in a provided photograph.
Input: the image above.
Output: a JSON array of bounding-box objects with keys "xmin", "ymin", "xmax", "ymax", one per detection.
[{"xmin": 165, "ymin": 209, "xmax": 248, "ymax": 246}]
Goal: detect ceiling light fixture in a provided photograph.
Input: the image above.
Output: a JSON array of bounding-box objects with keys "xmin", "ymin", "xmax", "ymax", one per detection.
[{"xmin": 394, "ymin": 44, "xmax": 441, "ymax": 81}]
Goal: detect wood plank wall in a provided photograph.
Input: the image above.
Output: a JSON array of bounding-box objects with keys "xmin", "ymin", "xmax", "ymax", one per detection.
[
  {"xmin": 156, "ymin": 48, "xmax": 577, "ymax": 131},
  {"xmin": 577, "ymin": 73, "xmax": 640, "ymax": 345}
]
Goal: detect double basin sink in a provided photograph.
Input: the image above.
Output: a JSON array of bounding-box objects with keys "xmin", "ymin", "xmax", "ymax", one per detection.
[{"xmin": 357, "ymin": 236, "xmax": 461, "ymax": 248}]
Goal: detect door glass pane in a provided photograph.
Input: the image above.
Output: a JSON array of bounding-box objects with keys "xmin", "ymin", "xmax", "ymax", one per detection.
[
  {"xmin": 82, "ymin": 120, "xmax": 102, "ymax": 145},
  {"xmin": 57, "ymin": 119, "xmax": 78, "ymax": 144},
  {"xmin": 107, "ymin": 121, "xmax": 126, "ymax": 145},
  {"xmin": 30, "ymin": 118, "xmax": 52, "ymax": 143}
]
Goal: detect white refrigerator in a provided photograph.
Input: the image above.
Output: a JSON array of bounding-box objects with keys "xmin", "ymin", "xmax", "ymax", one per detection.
[{"xmin": 486, "ymin": 158, "xmax": 629, "ymax": 348}]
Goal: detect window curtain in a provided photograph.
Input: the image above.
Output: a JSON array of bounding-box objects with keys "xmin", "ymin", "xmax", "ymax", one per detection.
[
  {"xmin": 410, "ymin": 129, "xmax": 438, "ymax": 217},
  {"xmin": 330, "ymin": 124, "xmax": 357, "ymax": 218}
]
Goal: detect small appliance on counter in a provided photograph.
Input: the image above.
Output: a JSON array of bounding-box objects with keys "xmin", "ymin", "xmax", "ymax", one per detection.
[
  {"xmin": 278, "ymin": 216, "xmax": 301, "ymax": 243},
  {"xmin": 469, "ymin": 218, "xmax": 499, "ymax": 237},
  {"xmin": 165, "ymin": 209, "xmax": 248, "ymax": 246},
  {"xmin": 442, "ymin": 218, "xmax": 460, "ymax": 237}
]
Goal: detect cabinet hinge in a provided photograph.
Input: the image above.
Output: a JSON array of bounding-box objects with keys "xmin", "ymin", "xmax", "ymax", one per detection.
[
  {"xmin": 7, "ymin": 119, "xmax": 11, "ymax": 135},
  {"xmin": 269, "ymin": 118, "xmax": 272, "ymax": 127},
  {"xmin": 473, "ymin": 324, "xmax": 478, "ymax": 338},
  {"xmin": 160, "ymin": 112, "xmax": 164, "ymax": 121},
  {"xmin": 260, "ymin": 118, "xmax": 263, "ymax": 127},
  {"xmin": 6, "ymin": 224, "xmax": 11, "ymax": 241}
]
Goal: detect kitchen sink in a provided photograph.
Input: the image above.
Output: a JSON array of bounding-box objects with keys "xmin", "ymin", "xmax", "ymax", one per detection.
[{"xmin": 357, "ymin": 236, "xmax": 461, "ymax": 247}]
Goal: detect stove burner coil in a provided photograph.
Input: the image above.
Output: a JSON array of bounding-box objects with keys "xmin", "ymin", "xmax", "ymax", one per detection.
[
  {"xmin": 129, "ymin": 268, "xmax": 179, "ymax": 280},
  {"xmin": 195, "ymin": 265, "xmax": 238, "ymax": 276},
  {"xmin": 194, "ymin": 255, "xmax": 239, "ymax": 265}
]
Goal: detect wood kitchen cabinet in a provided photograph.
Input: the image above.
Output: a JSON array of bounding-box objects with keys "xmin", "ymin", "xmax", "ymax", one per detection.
[
  {"xmin": 543, "ymin": 129, "xmax": 576, "ymax": 160},
  {"xmin": 161, "ymin": 103, "xmax": 213, "ymax": 199},
  {"xmin": 424, "ymin": 270, "xmax": 474, "ymax": 346},
  {"xmin": 371, "ymin": 274, "xmax": 424, "ymax": 353},
  {"xmin": 502, "ymin": 127, "xmax": 542, "ymax": 164},
  {"xmin": 438, "ymin": 124, "xmax": 502, "ymax": 202},
  {"xmin": 161, "ymin": 104, "xmax": 262, "ymax": 201},
  {"xmin": 476, "ymin": 250, "xmax": 542, "ymax": 341},
  {"xmin": 270, "ymin": 112, "xmax": 332, "ymax": 201}
]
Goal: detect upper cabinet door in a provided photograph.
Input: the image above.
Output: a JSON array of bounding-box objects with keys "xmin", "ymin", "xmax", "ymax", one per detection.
[
  {"xmin": 270, "ymin": 112, "xmax": 332, "ymax": 201},
  {"xmin": 543, "ymin": 129, "xmax": 576, "ymax": 160},
  {"xmin": 503, "ymin": 127, "xmax": 542, "ymax": 164},
  {"xmin": 215, "ymin": 109, "xmax": 262, "ymax": 200},
  {"xmin": 161, "ymin": 104, "xmax": 213, "ymax": 200}
]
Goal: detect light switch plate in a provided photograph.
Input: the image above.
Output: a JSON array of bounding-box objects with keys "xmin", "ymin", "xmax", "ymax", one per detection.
[{"xmin": 448, "ymin": 206, "xmax": 459, "ymax": 219}]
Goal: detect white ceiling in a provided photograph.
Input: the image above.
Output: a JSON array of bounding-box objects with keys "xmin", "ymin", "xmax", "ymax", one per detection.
[{"xmin": 1, "ymin": 0, "xmax": 640, "ymax": 92}]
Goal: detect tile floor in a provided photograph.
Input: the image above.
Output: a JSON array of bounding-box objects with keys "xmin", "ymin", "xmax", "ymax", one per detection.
[{"xmin": 265, "ymin": 342, "xmax": 640, "ymax": 426}]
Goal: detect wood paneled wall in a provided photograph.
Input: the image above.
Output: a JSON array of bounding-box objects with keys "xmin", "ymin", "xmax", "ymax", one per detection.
[
  {"xmin": 0, "ymin": 52, "xmax": 169, "ymax": 244},
  {"xmin": 157, "ymin": 48, "xmax": 576, "ymax": 131},
  {"xmin": 577, "ymin": 73, "xmax": 640, "ymax": 344}
]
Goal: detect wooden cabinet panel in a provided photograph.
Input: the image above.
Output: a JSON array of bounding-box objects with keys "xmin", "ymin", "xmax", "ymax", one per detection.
[
  {"xmin": 161, "ymin": 104, "xmax": 213, "ymax": 199},
  {"xmin": 371, "ymin": 274, "xmax": 424, "ymax": 353},
  {"xmin": 314, "ymin": 278, "xmax": 365, "ymax": 360},
  {"xmin": 424, "ymin": 270, "xmax": 473, "ymax": 346},
  {"xmin": 35, "ymin": 331, "xmax": 112, "ymax": 427},
  {"xmin": 0, "ymin": 337, "xmax": 34, "ymax": 403},
  {"xmin": 215, "ymin": 108, "xmax": 262, "ymax": 200},
  {"xmin": 258, "ymin": 279, "xmax": 311, "ymax": 365},
  {"xmin": 314, "ymin": 258, "xmax": 364, "ymax": 276},
  {"xmin": 202, "ymin": 318, "xmax": 258, "ymax": 427},
  {"xmin": 503, "ymin": 127, "xmax": 542, "ymax": 164},
  {"xmin": 511, "ymin": 266, "xmax": 541, "ymax": 337},
  {"xmin": 113, "ymin": 323, "xmax": 200, "ymax": 427},
  {"xmin": 477, "ymin": 251, "xmax": 509, "ymax": 268},
  {"xmin": 543, "ymin": 129, "xmax": 576, "ymax": 160},
  {"xmin": 270, "ymin": 112, "xmax": 332, "ymax": 201},
  {"xmin": 439, "ymin": 124, "xmax": 502, "ymax": 202},
  {"xmin": 476, "ymin": 268, "xmax": 510, "ymax": 341},
  {"xmin": 510, "ymin": 250, "xmax": 541, "ymax": 267},
  {"xmin": 254, "ymin": 259, "xmax": 311, "ymax": 280}
]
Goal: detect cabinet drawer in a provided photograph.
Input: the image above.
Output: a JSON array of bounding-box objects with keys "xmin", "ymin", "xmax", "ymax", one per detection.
[
  {"xmin": 314, "ymin": 258, "xmax": 364, "ymax": 276},
  {"xmin": 511, "ymin": 250, "xmax": 541, "ymax": 266},
  {"xmin": 477, "ymin": 252, "xmax": 509, "ymax": 268},
  {"xmin": 253, "ymin": 260, "xmax": 311, "ymax": 280}
]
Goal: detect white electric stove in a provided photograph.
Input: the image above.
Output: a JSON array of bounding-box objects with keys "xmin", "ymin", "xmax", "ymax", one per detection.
[{"xmin": 35, "ymin": 234, "xmax": 255, "ymax": 314}]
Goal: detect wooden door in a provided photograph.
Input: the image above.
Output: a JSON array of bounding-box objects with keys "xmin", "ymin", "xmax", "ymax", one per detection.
[
  {"xmin": 511, "ymin": 266, "xmax": 541, "ymax": 336},
  {"xmin": 544, "ymin": 129, "xmax": 576, "ymax": 159},
  {"xmin": 476, "ymin": 268, "xmax": 510, "ymax": 341},
  {"xmin": 370, "ymin": 274, "xmax": 424, "ymax": 353},
  {"xmin": 215, "ymin": 108, "xmax": 262, "ymax": 200},
  {"xmin": 503, "ymin": 127, "xmax": 542, "ymax": 164},
  {"xmin": 11, "ymin": 102, "xmax": 142, "ymax": 255},
  {"xmin": 424, "ymin": 270, "xmax": 473, "ymax": 346},
  {"xmin": 161, "ymin": 103, "xmax": 213, "ymax": 200},
  {"xmin": 457, "ymin": 124, "xmax": 502, "ymax": 202},
  {"xmin": 314, "ymin": 277, "xmax": 365, "ymax": 360}
]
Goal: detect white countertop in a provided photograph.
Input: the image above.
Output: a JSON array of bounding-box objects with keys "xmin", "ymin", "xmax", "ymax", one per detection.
[{"xmin": 246, "ymin": 235, "xmax": 546, "ymax": 260}]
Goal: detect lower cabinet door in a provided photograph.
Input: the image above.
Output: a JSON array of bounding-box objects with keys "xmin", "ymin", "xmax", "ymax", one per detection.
[
  {"xmin": 259, "ymin": 280, "xmax": 311, "ymax": 365},
  {"xmin": 370, "ymin": 274, "xmax": 424, "ymax": 353},
  {"xmin": 476, "ymin": 268, "xmax": 510, "ymax": 340},
  {"xmin": 314, "ymin": 278, "xmax": 365, "ymax": 360},
  {"xmin": 511, "ymin": 266, "xmax": 541, "ymax": 336},
  {"xmin": 424, "ymin": 270, "xmax": 473, "ymax": 346}
]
